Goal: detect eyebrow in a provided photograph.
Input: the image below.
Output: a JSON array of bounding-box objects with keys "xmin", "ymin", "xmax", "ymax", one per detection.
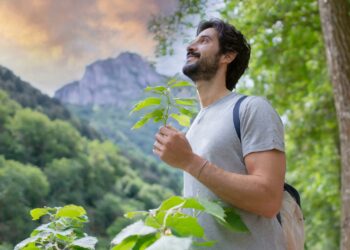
[
  {"xmin": 189, "ymin": 35, "xmax": 212, "ymax": 44},
  {"xmin": 199, "ymin": 35, "xmax": 212, "ymax": 40}
]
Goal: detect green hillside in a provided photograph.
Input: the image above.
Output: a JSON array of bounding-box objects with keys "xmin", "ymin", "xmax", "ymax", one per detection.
[
  {"xmin": 0, "ymin": 80, "xmax": 181, "ymax": 249},
  {"xmin": 0, "ymin": 65, "xmax": 101, "ymax": 141}
]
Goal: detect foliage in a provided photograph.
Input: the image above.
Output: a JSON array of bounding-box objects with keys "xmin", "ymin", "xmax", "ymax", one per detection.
[
  {"xmin": 0, "ymin": 156, "xmax": 49, "ymax": 243},
  {"xmin": 14, "ymin": 205, "xmax": 98, "ymax": 250},
  {"xmin": 111, "ymin": 196, "xmax": 248, "ymax": 249},
  {"xmin": 15, "ymin": 198, "xmax": 247, "ymax": 250},
  {"xmin": 0, "ymin": 90, "xmax": 175, "ymax": 248},
  {"xmin": 130, "ymin": 77, "xmax": 197, "ymax": 129},
  {"xmin": 148, "ymin": 1, "xmax": 340, "ymax": 249},
  {"xmin": 148, "ymin": 0, "xmax": 209, "ymax": 57},
  {"xmin": 0, "ymin": 65, "xmax": 101, "ymax": 140},
  {"xmin": 66, "ymin": 105, "xmax": 183, "ymax": 194},
  {"xmin": 2, "ymin": 109, "xmax": 82, "ymax": 167}
]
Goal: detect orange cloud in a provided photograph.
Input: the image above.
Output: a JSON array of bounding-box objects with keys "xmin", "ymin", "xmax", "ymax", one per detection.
[
  {"xmin": 0, "ymin": 0, "xmax": 177, "ymax": 95},
  {"xmin": 0, "ymin": 3, "xmax": 49, "ymax": 48}
]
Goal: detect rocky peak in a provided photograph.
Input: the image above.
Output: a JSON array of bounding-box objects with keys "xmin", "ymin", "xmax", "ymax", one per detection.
[{"xmin": 54, "ymin": 52, "xmax": 166, "ymax": 107}]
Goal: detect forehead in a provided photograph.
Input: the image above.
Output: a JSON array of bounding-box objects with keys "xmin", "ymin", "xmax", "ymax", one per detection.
[{"xmin": 196, "ymin": 27, "xmax": 219, "ymax": 40}]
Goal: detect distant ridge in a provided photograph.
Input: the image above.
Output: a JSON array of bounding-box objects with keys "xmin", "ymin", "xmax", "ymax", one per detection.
[
  {"xmin": 54, "ymin": 52, "xmax": 166, "ymax": 107},
  {"xmin": 0, "ymin": 65, "xmax": 101, "ymax": 140}
]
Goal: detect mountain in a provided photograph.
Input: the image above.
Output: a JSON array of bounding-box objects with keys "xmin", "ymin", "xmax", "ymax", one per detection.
[
  {"xmin": 0, "ymin": 63, "xmax": 181, "ymax": 193},
  {"xmin": 54, "ymin": 52, "xmax": 166, "ymax": 107},
  {"xmin": 54, "ymin": 52, "xmax": 196, "ymax": 157},
  {"xmin": 0, "ymin": 65, "xmax": 101, "ymax": 140}
]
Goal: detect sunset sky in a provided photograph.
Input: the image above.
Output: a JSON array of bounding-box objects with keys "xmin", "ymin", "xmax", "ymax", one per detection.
[{"xmin": 0, "ymin": 0, "xmax": 195, "ymax": 96}]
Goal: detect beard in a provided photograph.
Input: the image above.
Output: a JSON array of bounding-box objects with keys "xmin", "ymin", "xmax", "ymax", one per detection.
[{"xmin": 182, "ymin": 52, "xmax": 221, "ymax": 82}]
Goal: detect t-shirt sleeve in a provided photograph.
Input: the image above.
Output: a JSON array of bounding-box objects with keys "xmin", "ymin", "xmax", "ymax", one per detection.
[{"xmin": 240, "ymin": 96, "xmax": 285, "ymax": 157}]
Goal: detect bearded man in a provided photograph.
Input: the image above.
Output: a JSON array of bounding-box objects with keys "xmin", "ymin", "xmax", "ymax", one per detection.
[{"xmin": 153, "ymin": 19, "xmax": 286, "ymax": 250}]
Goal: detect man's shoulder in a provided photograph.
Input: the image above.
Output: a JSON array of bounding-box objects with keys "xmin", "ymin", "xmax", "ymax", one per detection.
[{"xmin": 239, "ymin": 95, "xmax": 278, "ymax": 115}]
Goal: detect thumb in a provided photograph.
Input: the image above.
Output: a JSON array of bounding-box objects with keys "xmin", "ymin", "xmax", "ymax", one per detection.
[{"xmin": 166, "ymin": 124, "xmax": 178, "ymax": 132}]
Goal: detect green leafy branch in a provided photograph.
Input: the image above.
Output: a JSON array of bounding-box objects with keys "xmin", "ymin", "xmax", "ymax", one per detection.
[
  {"xmin": 15, "ymin": 198, "xmax": 248, "ymax": 250},
  {"xmin": 15, "ymin": 205, "xmax": 98, "ymax": 250},
  {"xmin": 111, "ymin": 196, "xmax": 248, "ymax": 249},
  {"xmin": 130, "ymin": 78, "xmax": 198, "ymax": 129}
]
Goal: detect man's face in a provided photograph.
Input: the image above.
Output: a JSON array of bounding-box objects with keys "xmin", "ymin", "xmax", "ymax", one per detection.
[{"xmin": 182, "ymin": 28, "xmax": 222, "ymax": 82}]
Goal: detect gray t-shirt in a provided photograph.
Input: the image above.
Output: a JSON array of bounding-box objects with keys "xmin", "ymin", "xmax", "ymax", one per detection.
[{"xmin": 184, "ymin": 92, "xmax": 286, "ymax": 250}]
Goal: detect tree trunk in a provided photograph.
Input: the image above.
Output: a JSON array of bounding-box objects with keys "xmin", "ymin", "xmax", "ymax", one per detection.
[{"xmin": 318, "ymin": 0, "xmax": 350, "ymax": 249}]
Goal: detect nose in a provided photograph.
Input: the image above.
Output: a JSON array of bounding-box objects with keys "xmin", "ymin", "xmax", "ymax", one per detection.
[{"xmin": 186, "ymin": 40, "xmax": 197, "ymax": 53}]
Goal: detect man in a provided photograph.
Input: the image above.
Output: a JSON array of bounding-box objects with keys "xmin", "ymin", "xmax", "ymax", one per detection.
[{"xmin": 153, "ymin": 19, "xmax": 286, "ymax": 249}]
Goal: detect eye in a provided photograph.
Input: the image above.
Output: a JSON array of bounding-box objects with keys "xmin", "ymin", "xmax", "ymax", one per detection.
[{"xmin": 201, "ymin": 37, "xmax": 209, "ymax": 43}]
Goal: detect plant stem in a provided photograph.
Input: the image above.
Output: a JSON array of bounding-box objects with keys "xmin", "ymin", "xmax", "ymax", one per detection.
[{"xmin": 163, "ymin": 90, "xmax": 171, "ymax": 126}]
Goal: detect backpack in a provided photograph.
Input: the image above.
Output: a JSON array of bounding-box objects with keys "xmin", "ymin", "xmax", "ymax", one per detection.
[{"xmin": 233, "ymin": 95, "xmax": 305, "ymax": 250}]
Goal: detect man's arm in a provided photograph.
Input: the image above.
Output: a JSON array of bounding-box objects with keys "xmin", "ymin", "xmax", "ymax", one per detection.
[{"xmin": 153, "ymin": 126, "xmax": 286, "ymax": 218}]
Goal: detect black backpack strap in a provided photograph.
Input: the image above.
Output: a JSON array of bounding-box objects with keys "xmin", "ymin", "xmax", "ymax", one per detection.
[
  {"xmin": 233, "ymin": 95, "xmax": 248, "ymax": 142},
  {"xmin": 284, "ymin": 183, "xmax": 301, "ymax": 207}
]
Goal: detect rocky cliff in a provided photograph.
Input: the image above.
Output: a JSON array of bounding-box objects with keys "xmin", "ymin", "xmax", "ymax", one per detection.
[{"xmin": 54, "ymin": 52, "xmax": 166, "ymax": 107}]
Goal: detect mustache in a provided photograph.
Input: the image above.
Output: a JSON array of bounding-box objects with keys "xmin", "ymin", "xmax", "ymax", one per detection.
[{"xmin": 187, "ymin": 51, "xmax": 200, "ymax": 58}]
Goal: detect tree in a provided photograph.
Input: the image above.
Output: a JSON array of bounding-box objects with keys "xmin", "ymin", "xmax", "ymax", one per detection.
[
  {"xmin": 0, "ymin": 156, "xmax": 49, "ymax": 243},
  {"xmin": 318, "ymin": 0, "xmax": 350, "ymax": 249}
]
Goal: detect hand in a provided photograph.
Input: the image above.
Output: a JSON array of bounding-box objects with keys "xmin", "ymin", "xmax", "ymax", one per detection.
[{"xmin": 153, "ymin": 125, "xmax": 194, "ymax": 170}]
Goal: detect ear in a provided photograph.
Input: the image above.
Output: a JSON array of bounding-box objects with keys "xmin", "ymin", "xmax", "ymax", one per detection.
[{"xmin": 221, "ymin": 52, "xmax": 237, "ymax": 64}]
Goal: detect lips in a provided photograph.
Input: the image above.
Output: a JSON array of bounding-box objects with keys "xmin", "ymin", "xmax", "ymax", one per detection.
[{"xmin": 186, "ymin": 52, "xmax": 200, "ymax": 61}]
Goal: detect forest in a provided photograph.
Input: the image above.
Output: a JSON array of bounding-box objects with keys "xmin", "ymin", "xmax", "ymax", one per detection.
[{"xmin": 0, "ymin": 86, "xmax": 178, "ymax": 249}]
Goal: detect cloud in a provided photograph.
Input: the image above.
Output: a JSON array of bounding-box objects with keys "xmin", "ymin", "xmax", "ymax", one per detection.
[{"xmin": 0, "ymin": 0, "xmax": 177, "ymax": 95}]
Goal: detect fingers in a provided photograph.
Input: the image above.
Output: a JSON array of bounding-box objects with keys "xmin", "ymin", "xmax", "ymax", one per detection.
[
  {"xmin": 152, "ymin": 146, "xmax": 161, "ymax": 156},
  {"xmin": 155, "ymin": 133, "xmax": 166, "ymax": 144},
  {"xmin": 159, "ymin": 126, "xmax": 176, "ymax": 136},
  {"xmin": 153, "ymin": 140, "xmax": 164, "ymax": 151},
  {"xmin": 166, "ymin": 124, "xmax": 177, "ymax": 131}
]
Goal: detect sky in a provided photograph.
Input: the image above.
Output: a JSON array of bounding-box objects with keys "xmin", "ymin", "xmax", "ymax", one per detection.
[{"xmin": 0, "ymin": 0, "xmax": 192, "ymax": 96}]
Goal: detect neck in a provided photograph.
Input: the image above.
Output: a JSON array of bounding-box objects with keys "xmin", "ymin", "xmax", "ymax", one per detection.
[{"xmin": 195, "ymin": 69, "xmax": 231, "ymax": 108}]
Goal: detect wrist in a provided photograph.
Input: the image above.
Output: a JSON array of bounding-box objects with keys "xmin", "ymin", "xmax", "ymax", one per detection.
[{"xmin": 183, "ymin": 154, "xmax": 208, "ymax": 177}]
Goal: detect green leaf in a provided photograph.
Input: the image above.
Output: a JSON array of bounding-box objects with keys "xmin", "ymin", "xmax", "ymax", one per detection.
[
  {"xmin": 166, "ymin": 213, "xmax": 204, "ymax": 238},
  {"xmin": 112, "ymin": 235, "xmax": 138, "ymax": 250},
  {"xmin": 71, "ymin": 236, "xmax": 98, "ymax": 250},
  {"xmin": 170, "ymin": 113, "xmax": 191, "ymax": 127},
  {"xmin": 131, "ymin": 97, "xmax": 162, "ymax": 113},
  {"xmin": 169, "ymin": 81, "xmax": 193, "ymax": 88},
  {"xmin": 145, "ymin": 215, "xmax": 162, "ymax": 229},
  {"xmin": 111, "ymin": 220, "xmax": 157, "ymax": 246},
  {"xmin": 30, "ymin": 208, "xmax": 49, "ymax": 220},
  {"xmin": 178, "ymin": 107, "xmax": 196, "ymax": 117},
  {"xmin": 56, "ymin": 233, "xmax": 72, "ymax": 242},
  {"xmin": 132, "ymin": 108, "xmax": 165, "ymax": 129},
  {"xmin": 21, "ymin": 243, "xmax": 40, "ymax": 250},
  {"xmin": 56, "ymin": 205, "xmax": 86, "ymax": 218},
  {"xmin": 132, "ymin": 233, "xmax": 160, "ymax": 250},
  {"xmin": 166, "ymin": 77, "xmax": 177, "ymax": 86},
  {"xmin": 131, "ymin": 116, "xmax": 151, "ymax": 130},
  {"xmin": 174, "ymin": 98, "xmax": 197, "ymax": 106},
  {"xmin": 182, "ymin": 198, "xmax": 205, "ymax": 211},
  {"xmin": 158, "ymin": 196, "xmax": 185, "ymax": 211},
  {"xmin": 220, "ymin": 207, "xmax": 249, "ymax": 232},
  {"xmin": 198, "ymin": 199, "xmax": 226, "ymax": 222},
  {"xmin": 124, "ymin": 211, "xmax": 148, "ymax": 219},
  {"xmin": 144, "ymin": 86, "xmax": 167, "ymax": 94},
  {"xmin": 192, "ymin": 240, "xmax": 217, "ymax": 247},
  {"xmin": 146, "ymin": 108, "xmax": 165, "ymax": 122},
  {"xmin": 14, "ymin": 232, "xmax": 50, "ymax": 250},
  {"xmin": 146, "ymin": 236, "xmax": 192, "ymax": 250}
]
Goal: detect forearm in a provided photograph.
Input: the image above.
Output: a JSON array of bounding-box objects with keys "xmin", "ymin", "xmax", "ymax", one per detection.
[{"xmin": 185, "ymin": 154, "xmax": 284, "ymax": 218}]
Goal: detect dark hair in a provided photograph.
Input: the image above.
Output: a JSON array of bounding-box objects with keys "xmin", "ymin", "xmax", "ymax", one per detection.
[{"xmin": 197, "ymin": 19, "xmax": 251, "ymax": 90}]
